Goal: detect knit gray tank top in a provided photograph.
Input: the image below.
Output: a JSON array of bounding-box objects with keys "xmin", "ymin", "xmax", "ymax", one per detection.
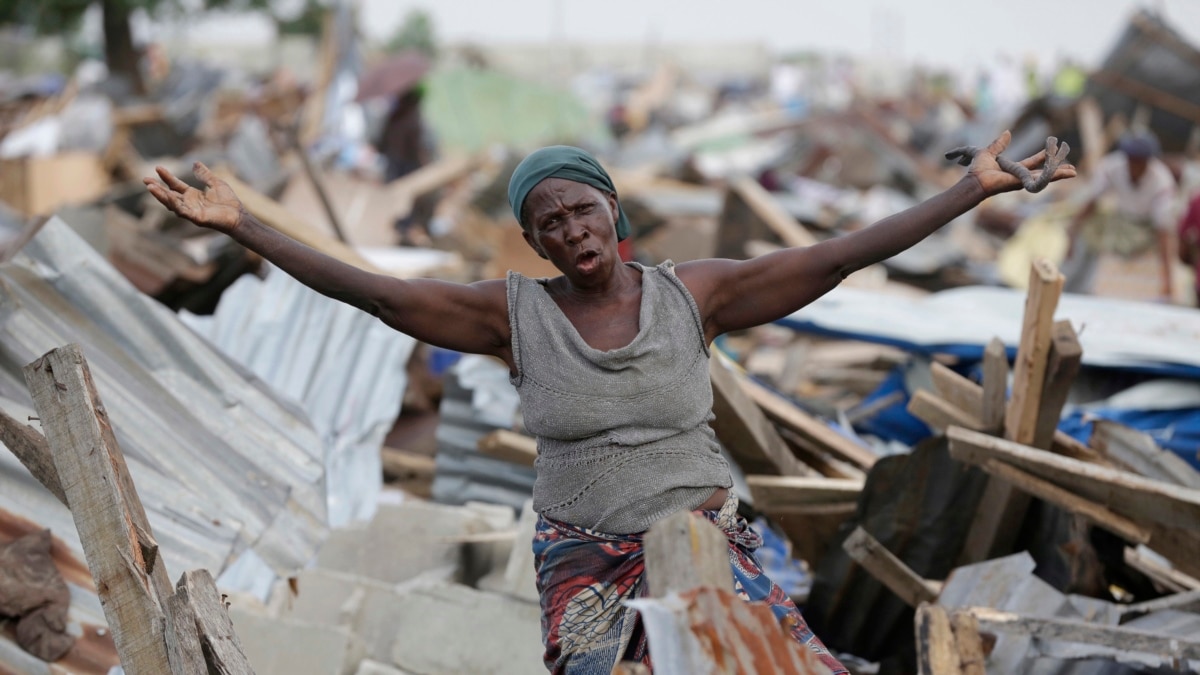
[{"xmin": 506, "ymin": 260, "xmax": 733, "ymax": 534}]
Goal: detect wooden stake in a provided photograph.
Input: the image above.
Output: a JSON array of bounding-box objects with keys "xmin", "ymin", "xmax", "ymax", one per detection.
[
  {"xmin": 930, "ymin": 362, "xmax": 983, "ymax": 420},
  {"xmin": 644, "ymin": 511, "xmax": 733, "ymax": 598},
  {"xmin": 176, "ymin": 570, "xmax": 256, "ymax": 674},
  {"xmin": 843, "ymin": 526, "xmax": 939, "ymax": 608},
  {"xmin": 0, "ymin": 407, "xmax": 66, "ymax": 505},
  {"xmin": 1005, "ymin": 259, "xmax": 1064, "ymax": 446},
  {"xmin": 915, "ymin": 603, "xmax": 986, "ymax": 675},
  {"xmin": 24, "ymin": 344, "xmax": 173, "ymax": 675},
  {"xmin": 1031, "ymin": 321, "xmax": 1082, "ymax": 450},
  {"xmin": 980, "ymin": 338, "xmax": 1008, "ymax": 433}
]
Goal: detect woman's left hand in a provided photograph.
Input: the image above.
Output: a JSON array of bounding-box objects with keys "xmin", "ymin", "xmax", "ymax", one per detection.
[{"xmin": 966, "ymin": 130, "xmax": 1077, "ymax": 196}]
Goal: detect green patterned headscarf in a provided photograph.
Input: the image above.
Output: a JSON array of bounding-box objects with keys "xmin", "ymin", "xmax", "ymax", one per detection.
[{"xmin": 507, "ymin": 146, "xmax": 630, "ymax": 241}]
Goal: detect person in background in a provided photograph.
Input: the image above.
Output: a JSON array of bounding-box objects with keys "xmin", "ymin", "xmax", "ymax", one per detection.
[
  {"xmin": 1178, "ymin": 189, "xmax": 1200, "ymax": 307},
  {"xmin": 1064, "ymin": 132, "xmax": 1177, "ymax": 298}
]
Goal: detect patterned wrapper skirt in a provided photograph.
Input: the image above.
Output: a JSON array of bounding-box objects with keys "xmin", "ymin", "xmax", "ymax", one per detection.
[{"xmin": 531, "ymin": 494, "xmax": 848, "ymax": 674}]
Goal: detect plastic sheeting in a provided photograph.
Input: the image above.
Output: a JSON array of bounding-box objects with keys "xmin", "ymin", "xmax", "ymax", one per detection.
[
  {"xmin": 182, "ymin": 265, "xmax": 414, "ymax": 527},
  {"xmin": 0, "ymin": 218, "xmax": 329, "ymax": 596},
  {"xmin": 778, "ymin": 285, "xmax": 1200, "ymax": 378}
]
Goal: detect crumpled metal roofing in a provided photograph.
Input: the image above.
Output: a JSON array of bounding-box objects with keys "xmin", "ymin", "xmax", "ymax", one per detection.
[
  {"xmin": 0, "ymin": 218, "xmax": 329, "ymax": 596},
  {"xmin": 181, "ymin": 265, "xmax": 415, "ymax": 527}
]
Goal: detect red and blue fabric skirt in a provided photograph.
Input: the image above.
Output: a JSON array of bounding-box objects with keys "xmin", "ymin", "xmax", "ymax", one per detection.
[{"xmin": 531, "ymin": 494, "xmax": 848, "ymax": 674}]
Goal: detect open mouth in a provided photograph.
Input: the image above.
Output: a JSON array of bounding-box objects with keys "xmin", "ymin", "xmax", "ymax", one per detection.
[{"xmin": 575, "ymin": 249, "xmax": 601, "ymax": 273}]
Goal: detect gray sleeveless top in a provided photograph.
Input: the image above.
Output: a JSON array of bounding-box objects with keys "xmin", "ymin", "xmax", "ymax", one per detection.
[{"xmin": 506, "ymin": 260, "xmax": 732, "ymax": 534}]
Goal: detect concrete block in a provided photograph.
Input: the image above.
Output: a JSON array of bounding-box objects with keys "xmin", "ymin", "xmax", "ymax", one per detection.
[
  {"xmin": 317, "ymin": 500, "xmax": 489, "ymax": 584},
  {"xmin": 390, "ymin": 584, "xmax": 544, "ymax": 675},
  {"xmin": 229, "ymin": 606, "xmax": 366, "ymax": 675},
  {"xmin": 477, "ymin": 499, "xmax": 539, "ymax": 605}
]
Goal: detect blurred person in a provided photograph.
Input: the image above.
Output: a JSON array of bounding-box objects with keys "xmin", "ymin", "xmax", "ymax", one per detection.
[
  {"xmin": 377, "ymin": 85, "xmax": 438, "ymax": 245},
  {"xmin": 1064, "ymin": 132, "xmax": 1177, "ymax": 297},
  {"xmin": 1179, "ymin": 189, "xmax": 1200, "ymax": 307},
  {"xmin": 144, "ymin": 132, "xmax": 1074, "ymax": 675}
]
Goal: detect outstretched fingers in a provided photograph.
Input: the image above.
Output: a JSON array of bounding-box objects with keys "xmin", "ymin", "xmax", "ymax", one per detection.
[
  {"xmin": 155, "ymin": 165, "xmax": 191, "ymax": 194},
  {"xmin": 193, "ymin": 161, "xmax": 220, "ymax": 188}
]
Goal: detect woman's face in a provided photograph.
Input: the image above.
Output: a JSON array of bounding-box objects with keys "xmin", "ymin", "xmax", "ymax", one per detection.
[{"xmin": 522, "ymin": 178, "xmax": 621, "ymax": 283}]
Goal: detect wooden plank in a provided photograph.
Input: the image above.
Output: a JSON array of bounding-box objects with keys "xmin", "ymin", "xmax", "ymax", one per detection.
[
  {"xmin": 24, "ymin": 344, "xmax": 173, "ymax": 675},
  {"xmin": 740, "ymin": 376, "xmax": 877, "ymax": 470},
  {"xmin": 980, "ymin": 338, "xmax": 1008, "ymax": 433},
  {"xmin": 907, "ymin": 390, "xmax": 984, "ymax": 434},
  {"xmin": 915, "ymin": 603, "xmax": 963, "ymax": 675},
  {"xmin": 644, "ymin": 511, "xmax": 733, "ymax": 598},
  {"xmin": 1006, "ymin": 259, "xmax": 1064, "ymax": 446},
  {"xmin": 164, "ymin": 592, "xmax": 207, "ymax": 675},
  {"xmin": 843, "ymin": 526, "xmax": 939, "ymax": 608},
  {"xmin": 730, "ymin": 176, "xmax": 819, "ymax": 249},
  {"xmin": 1031, "ymin": 321, "xmax": 1082, "ymax": 450},
  {"xmin": 709, "ymin": 358, "xmax": 815, "ymax": 477},
  {"xmin": 980, "ymin": 459, "xmax": 1150, "ymax": 544},
  {"xmin": 216, "ymin": 170, "xmax": 385, "ymax": 274},
  {"xmin": 930, "ymin": 362, "xmax": 983, "ymax": 420},
  {"xmin": 0, "ymin": 407, "xmax": 66, "ymax": 505},
  {"xmin": 745, "ymin": 475, "xmax": 863, "ymax": 511},
  {"xmin": 1123, "ymin": 547, "xmax": 1200, "ymax": 593},
  {"xmin": 950, "ymin": 611, "xmax": 986, "ymax": 675},
  {"xmin": 476, "ymin": 430, "xmax": 537, "ymax": 467},
  {"xmin": 947, "ymin": 426, "xmax": 1200, "ymax": 532},
  {"xmin": 780, "ymin": 430, "xmax": 867, "ymax": 480},
  {"xmin": 966, "ymin": 605, "xmax": 1200, "ymax": 659},
  {"xmin": 176, "ymin": 569, "xmax": 256, "ymax": 674},
  {"xmin": 1091, "ymin": 421, "xmax": 1200, "ymax": 489},
  {"xmin": 380, "ymin": 447, "xmax": 437, "ymax": 479},
  {"xmin": 1052, "ymin": 430, "xmax": 1114, "ymax": 467},
  {"xmin": 1120, "ymin": 589, "xmax": 1200, "ymax": 621}
]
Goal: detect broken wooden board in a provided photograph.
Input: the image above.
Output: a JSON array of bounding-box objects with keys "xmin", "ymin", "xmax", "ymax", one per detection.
[
  {"xmin": 980, "ymin": 338, "xmax": 1007, "ymax": 433},
  {"xmin": 176, "ymin": 569, "xmax": 256, "ymax": 674},
  {"xmin": 930, "ymin": 362, "xmax": 983, "ymax": 421},
  {"xmin": 476, "ymin": 430, "xmax": 537, "ymax": 467},
  {"xmin": 746, "ymin": 476, "xmax": 863, "ymax": 511},
  {"xmin": 966, "ymin": 605, "xmax": 1200, "ymax": 660},
  {"xmin": 644, "ymin": 511, "xmax": 733, "ymax": 599},
  {"xmin": 1123, "ymin": 547, "xmax": 1200, "ymax": 594},
  {"xmin": 844, "ymin": 526, "xmax": 939, "ymax": 609},
  {"xmin": 0, "ymin": 407, "xmax": 65, "ymax": 505},
  {"xmin": 739, "ymin": 376, "xmax": 877, "ymax": 470},
  {"xmin": 715, "ymin": 176, "xmax": 817, "ymax": 260},
  {"xmin": 948, "ymin": 426, "xmax": 1200, "ymax": 533},
  {"xmin": 914, "ymin": 603, "xmax": 986, "ymax": 675},
  {"xmin": 709, "ymin": 358, "xmax": 815, "ymax": 477},
  {"xmin": 1031, "ymin": 320, "xmax": 1082, "ymax": 450},
  {"xmin": 907, "ymin": 389, "xmax": 984, "ymax": 434},
  {"xmin": 24, "ymin": 344, "xmax": 174, "ymax": 675}
]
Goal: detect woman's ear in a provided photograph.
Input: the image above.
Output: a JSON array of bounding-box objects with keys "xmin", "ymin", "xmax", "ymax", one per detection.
[
  {"xmin": 522, "ymin": 229, "xmax": 549, "ymax": 259},
  {"xmin": 607, "ymin": 191, "xmax": 619, "ymax": 223}
]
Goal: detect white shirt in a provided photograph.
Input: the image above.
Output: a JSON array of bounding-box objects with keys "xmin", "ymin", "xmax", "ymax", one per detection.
[{"xmin": 1088, "ymin": 152, "xmax": 1177, "ymax": 230}]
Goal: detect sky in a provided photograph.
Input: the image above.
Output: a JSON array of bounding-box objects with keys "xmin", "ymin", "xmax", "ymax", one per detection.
[{"xmin": 351, "ymin": 0, "xmax": 1200, "ymax": 71}]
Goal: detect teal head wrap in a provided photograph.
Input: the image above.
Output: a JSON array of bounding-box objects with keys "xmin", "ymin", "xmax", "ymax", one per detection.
[{"xmin": 507, "ymin": 146, "xmax": 630, "ymax": 241}]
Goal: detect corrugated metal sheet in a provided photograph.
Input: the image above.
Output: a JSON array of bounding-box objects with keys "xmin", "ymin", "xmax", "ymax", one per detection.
[
  {"xmin": 181, "ymin": 265, "xmax": 415, "ymax": 527},
  {"xmin": 0, "ymin": 218, "xmax": 329, "ymax": 597}
]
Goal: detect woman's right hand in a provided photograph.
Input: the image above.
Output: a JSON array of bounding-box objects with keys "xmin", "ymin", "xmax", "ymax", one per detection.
[{"xmin": 143, "ymin": 162, "xmax": 245, "ymax": 234}]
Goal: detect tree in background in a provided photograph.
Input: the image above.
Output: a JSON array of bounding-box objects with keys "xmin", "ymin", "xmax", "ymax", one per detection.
[
  {"xmin": 0, "ymin": 0, "xmax": 325, "ymax": 94},
  {"xmin": 386, "ymin": 9, "xmax": 436, "ymax": 57}
]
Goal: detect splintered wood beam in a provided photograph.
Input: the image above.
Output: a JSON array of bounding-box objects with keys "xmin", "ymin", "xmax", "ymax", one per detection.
[
  {"xmin": 1006, "ymin": 259, "xmax": 1064, "ymax": 446},
  {"xmin": 164, "ymin": 593, "xmax": 207, "ymax": 675},
  {"xmin": 980, "ymin": 338, "xmax": 1008, "ymax": 433},
  {"xmin": 980, "ymin": 459, "xmax": 1150, "ymax": 544},
  {"xmin": 730, "ymin": 176, "xmax": 819, "ymax": 249},
  {"xmin": 843, "ymin": 526, "xmax": 939, "ymax": 608},
  {"xmin": 1031, "ymin": 321, "xmax": 1082, "ymax": 451},
  {"xmin": 745, "ymin": 475, "xmax": 863, "ymax": 511},
  {"xmin": 709, "ymin": 359, "xmax": 815, "ymax": 477},
  {"xmin": 915, "ymin": 604, "xmax": 986, "ymax": 675},
  {"xmin": 24, "ymin": 344, "xmax": 173, "ymax": 675},
  {"xmin": 907, "ymin": 390, "xmax": 984, "ymax": 434},
  {"xmin": 176, "ymin": 570, "xmax": 256, "ymax": 674},
  {"xmin": 644, "ymin": 511, "xmax": 733, "ymax": 598},
  {"xmin": 476, "ymin": 430, "xmax": 538, "ymax": 467},
  {"xmin": 780, "ymin": 429, "xmax": 867, "ymax": 480},
  {"xmin": 966, "ymin": 605, "xmax": 1200, "ymax": 659},
  {"xmin": 930, "ymin": 362, "xmax": 983, "ymax": 421},
  {"xmin": 740, "ymin": 376, "xmax": 877, "ymax": 470},
  {"xmin": 0, "ymin": 407, "xmax": 66, "ymax": 505},
  {"xmin": 947, "ymin": 426, "xmax": 1200, "ymax": 533}
]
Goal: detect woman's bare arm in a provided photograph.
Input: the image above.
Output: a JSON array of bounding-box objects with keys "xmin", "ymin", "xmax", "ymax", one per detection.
[
  {"xmin": 144, "ymin": 163, "xmax": 512, "ymax": 362},
  {"xmin": 678, "ymin": 132, "xmax": 1077, "ymax": 342}
]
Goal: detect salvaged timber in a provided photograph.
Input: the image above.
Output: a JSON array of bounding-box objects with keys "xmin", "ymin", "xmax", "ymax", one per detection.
[
  {"xmin": 980, "ymin": 338, "xmax": 1008, "ymax": 433},
  {"xmin": 1031, "ymin": 321, "xmax": 1082, "ymax": 450},
  {"xmin": 380, "ymin": 446, "xmax": 437, "ymax": 479},
  {"xmin": 1123, "ymin": 547, "xmax": 1200, "ymax": 594},
  {"xmin": 948, "ymin": 426, "xmax": 1200, "ymax": 533},
  {"xmin": 731, "ymin": 176, "xmax": 819, "ymax": 249},
  {"xmin": 914, "ymin": 603, "xmax": 986, "ymax": 675},
  {"xmin": 217, "ymin": 170, "xmax": 384, "ymax": 274},
  {"xmin": 966, "ymin": 605, "xmax": 1200, "ymax": 660},
  {"xmin": 740, "ymin": 376, "xmax": 878, "ymax": 470},
  {"xmin": 961, "ymin": 260, "xmax": 1063, "ymax": 563},
  {"xmin": 1005, "ymin": 259, "xmax": 1065, "ymax": 446},
  {"xmin": 979, "ymin": 459, "xmax": 1150, "ymax": 544},
  {"xmin": 843, "ymin": 526, "xmax": 939, "ymax": 608},
  {"xmin": 907, "ymin": 389, "xmax": 984, "ymax": 434},
  {"xmin": 0, "ymin": 408, "xmax": 65, "ymax": 505},
  {"xmin": 780, "ymin": 429, "xmax": 866, "ymax": 481},
  {"xmin": 24, "ymin": 344, "xmax": 174, "ymax": 675},
  {"xmin": 746, "ymin": 476, "xmax": 863, "ymax": 511},
  {"xmin": 176, "ymin": 570, "xmax": 256, "ymax": 675},
  {"xmin": 644, "ymin": 511, "xmax": 733, "ymax": 598},
  {"xmin": 1051, "ymin": 430, "xmax": 1113, "ymax": 467},
  {"xmin": 930, "ymin": 362, "xmax": 983, "ymax": 420},
  {"xmin": 476, "ymin": 430, "xmax": 538, "ymax": 467},
  {"xmin": 709, "ymin": 358, "xmax": 815, "ymax": 476},
  {"xmin": 164, "ymin": 593, "xmax": 207, "ymax": 675}
]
